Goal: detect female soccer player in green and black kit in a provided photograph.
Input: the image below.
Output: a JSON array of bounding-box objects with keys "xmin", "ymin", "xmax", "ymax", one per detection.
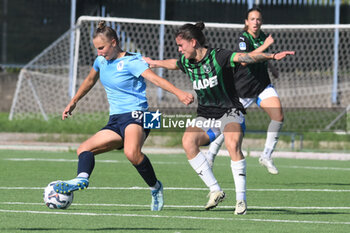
[
  {"xmin": 206, "ymin": 7, "xmax": 284, "ymax": 175},
  {"xmin": 144, "ymin": 22, "xmax": 294, "ymax": 215}
]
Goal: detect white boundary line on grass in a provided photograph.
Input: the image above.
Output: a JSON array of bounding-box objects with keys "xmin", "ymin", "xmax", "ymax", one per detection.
[
  {"xmin": 2, "ymin": 202, "xmax": 350, "ymax": 210},
  {"xmin": 3, "ymin": 158, "xmax": 186, "ymax": 165},
  {"xmin": 1, "ymin": 145, "xmax": 350, "ymax": 160},
  {"xmin": 1, "ymin": 186, "xmax": 350, "ymax": 192},
  {"xmin": 1, "ymin": 209, "xmax": 350, "ymax": 225},
  {"xmin": 4, "ymin": 157, "xmax": 350, "ymax": 171}
]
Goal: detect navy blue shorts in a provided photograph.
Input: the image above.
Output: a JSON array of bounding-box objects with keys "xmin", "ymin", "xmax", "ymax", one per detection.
[{"xmin": 101, "ymin": 111, "xmax": 151, "ymax": 141}]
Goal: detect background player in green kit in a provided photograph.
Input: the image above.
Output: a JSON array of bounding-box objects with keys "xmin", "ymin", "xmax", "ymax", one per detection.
[
  {"xmin": 206, "ymin": 8, "xmax": 285, "ymax": 175},
  {"xmin": 144, "ymin": 22, "xmax": 294, "ymax": 215}
]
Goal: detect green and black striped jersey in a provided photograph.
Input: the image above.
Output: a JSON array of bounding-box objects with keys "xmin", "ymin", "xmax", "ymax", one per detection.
[
  {"xmin": 233, "ymin": 30, "xmax": 271, "ymax": 98},
  {"xmin": 177, "ymin": 48, "xmax": 245, "ymax": 119}
]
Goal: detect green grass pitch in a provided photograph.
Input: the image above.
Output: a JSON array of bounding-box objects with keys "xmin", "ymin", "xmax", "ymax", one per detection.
[{"xmin": 0, "ymin": 149, "xmax": 350, "ymax": 232}]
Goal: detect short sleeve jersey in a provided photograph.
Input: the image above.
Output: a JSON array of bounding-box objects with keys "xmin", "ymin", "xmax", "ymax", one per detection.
[
  {"xmin": 93, "ymin": 52, "xmax": 149, "ymax": 115},
  {"xmin": 176, "ymin": 48, "xmax": 245, "ymax": 119},
  {"xmin": 233, "ymin": 30, "xmax": 271, "ymax": 98}
]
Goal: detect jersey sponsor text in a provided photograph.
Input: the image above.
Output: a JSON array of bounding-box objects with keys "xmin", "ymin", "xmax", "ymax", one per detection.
[{"xmin": 193, "ymin": 76, "xmax": 218, "ymax": 90}]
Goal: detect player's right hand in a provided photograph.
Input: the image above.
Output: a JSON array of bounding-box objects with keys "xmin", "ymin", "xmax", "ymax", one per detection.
[
  {"xmin": 264, "ymin": 35, "xmax": 274, "ymax": 48},
  {"xmin": 274, "ymin": 51, "xmax": 295, "ymax": 60},
  {"xmin": 62, "ymin": 102, "xmax": 76, "ymax": 120},
  {"xmin": 143, "ymin": 57, "xmax": 156, "ymax": 68}
]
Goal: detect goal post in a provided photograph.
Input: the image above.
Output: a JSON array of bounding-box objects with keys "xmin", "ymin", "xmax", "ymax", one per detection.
[
  {"xmin": 9, "ymin": 29, "xmax": 73, "ymax": 121},
  {"xmin": 9, "ymin": 16, "xmax": 350, "ymax": 131}
]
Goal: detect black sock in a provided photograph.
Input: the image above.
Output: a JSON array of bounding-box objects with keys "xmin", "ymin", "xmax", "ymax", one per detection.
[
  {"xmin": 77, "ymin": 151, "xmax": 95, "ymax": 177},
  {"xmin": 134, "ymin": 155, "xmax": 157, "ymax": 187}
]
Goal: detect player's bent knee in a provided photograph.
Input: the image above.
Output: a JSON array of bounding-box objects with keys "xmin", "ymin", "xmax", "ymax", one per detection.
[
  {"xmin": 77, "ymin": 146, "xmax": 87, "ymax": 156},
  {"xmin": 270, "ymin": 111, "xmax": 284, "ymax": 122},
  {"xmin": 225, "ymin": 140, "xmax": 240, "ymax": 154},
  {"xmin": 226, "ymin": 143, "xmax": 239, "ymax": 153},
  {"xmin": 124, "ymin": 149, "xmax": 143, "ymax": 164},
  {"xmin": 182, "ymin": 135, "xmax": 194, "ymax": 151},
  {"xmin": 272, "ymin": 114, "xmax": 284, "ymax": 122}
]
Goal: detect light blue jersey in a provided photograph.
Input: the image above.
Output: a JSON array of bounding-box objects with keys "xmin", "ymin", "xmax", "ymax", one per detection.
[{"xmin": 93, "ymin": 52, "xmax": 149, "ymax": 115}]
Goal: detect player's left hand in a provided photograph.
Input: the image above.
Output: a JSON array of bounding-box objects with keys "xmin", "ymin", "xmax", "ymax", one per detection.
[{"xmin": 178, "ymin": 91, "xmax": 194, "ymax": 106}]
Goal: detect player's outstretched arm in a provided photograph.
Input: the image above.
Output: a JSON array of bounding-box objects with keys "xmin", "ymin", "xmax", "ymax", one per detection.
[
  {"xmin": 239, "ymin": 35, "xmax": 274, "ymax": 67},
  {"xmin": 142, "ymin": 68, "xmax": 194, "ymax": 106},
  {"xmin": 272, "ymin": 51, "xmax": 296, "ymax": 60},
  {"xmin": 62, "ymin": 68, "xmax": 99, "ymax": 120},
  {"xmin": 233, "ymin": 51, "xmax": 295, "ymax": 64},
  {"xmin": 143, "ymin": 57, "xmax": 179, "ymax": 70}
]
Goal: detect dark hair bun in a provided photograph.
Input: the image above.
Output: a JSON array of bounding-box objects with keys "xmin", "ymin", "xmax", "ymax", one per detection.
[
  {"xmin": 98, "ymin": 20, "xmax": 106, "ymax": 30},
  {"xmin": 195, "ymin": 22, "xmax": 205, "ymax": 31}
]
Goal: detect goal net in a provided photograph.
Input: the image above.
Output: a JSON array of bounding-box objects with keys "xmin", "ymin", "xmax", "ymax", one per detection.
[{"xmin": 9, "ymin": 16, "xmax": 350, "ymax": 131}]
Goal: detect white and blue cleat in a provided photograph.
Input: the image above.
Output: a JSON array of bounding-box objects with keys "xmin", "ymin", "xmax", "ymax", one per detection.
[
  {"xmin": 151, "ymin": 181, "xmax": 164, "ymax": 211},
  {"xmin": 55, "ymin": 177, "xmax": 89, "ymax": 194}
]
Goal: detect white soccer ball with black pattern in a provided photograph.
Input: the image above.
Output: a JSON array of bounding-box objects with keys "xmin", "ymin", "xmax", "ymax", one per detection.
[{"xmin": 43, "ymin": 181, "xmax": 74, "ymax": 209}]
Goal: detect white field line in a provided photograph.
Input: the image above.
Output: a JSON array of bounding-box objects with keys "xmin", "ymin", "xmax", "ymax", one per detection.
[
  {"xmin": 0, "ymin": 208, "xmax": 350, "ymax": 225},
  {"xmin": 277, "ymin": 165, "xmax": 350, "ymax": 171},
  {"xmin": 0, "ymin": 186, "xmax": 349, "ymax": 192},
  {"xmin": 1, "ymin": 145, "xmax": 350, "ymax": 160},
  {"xmin": 2, "ymin": 202, "xmax": 350, "ymax": 210},
  {"xmin": 4, "ymin": 157, "xmax": 350, "ymax": 171},
  {"xmin": 3, "ymin": 158, "xmax": 186, "ymax": 165}
]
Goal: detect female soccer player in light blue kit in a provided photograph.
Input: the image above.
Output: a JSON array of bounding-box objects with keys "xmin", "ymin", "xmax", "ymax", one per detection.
[{"xmin": 55, "ymin": 21, "xmax": 194, "ymax": 211}]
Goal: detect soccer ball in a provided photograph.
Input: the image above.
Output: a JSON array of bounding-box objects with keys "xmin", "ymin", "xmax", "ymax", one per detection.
[{"xmin": 43, "ymin": 181, "xmax": 74, "ymax": 209}]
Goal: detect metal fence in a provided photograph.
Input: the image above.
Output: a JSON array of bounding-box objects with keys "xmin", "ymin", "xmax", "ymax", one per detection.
[{"xmin": 1, "ymin": 0, "xmax": 350, "ymax": 67}]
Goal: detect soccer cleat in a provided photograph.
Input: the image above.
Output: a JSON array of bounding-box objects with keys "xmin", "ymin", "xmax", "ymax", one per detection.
[
  {"xmin": 151, "ymin": 181, "xmax": 164, "ymax": 211},
  {"xmin": 234, "ymin": 200, "xmax": 247, "ymax": 215},
  {"xmin": 205, "ymin": 190, "xmax": 225, "ymax": 210},
  {"xmin": 259, "ymin": 157, "xmax": 279, "ymax": 175},
  {"xmin": 55, "ymin": 177, "xmax": 89, "ymax": 194}
]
